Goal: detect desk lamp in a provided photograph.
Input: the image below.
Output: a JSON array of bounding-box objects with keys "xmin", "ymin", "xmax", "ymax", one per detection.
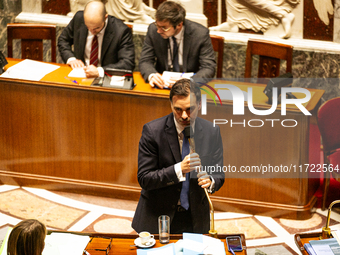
[{"xmin": 184, "ymin": 126, "xmax": 217, "ymax": 238}]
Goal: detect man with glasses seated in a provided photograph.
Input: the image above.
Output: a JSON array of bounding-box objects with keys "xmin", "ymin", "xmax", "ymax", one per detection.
[{"xmin": 139, "ymin": 1, "xmax": 216, "ymax": 89}]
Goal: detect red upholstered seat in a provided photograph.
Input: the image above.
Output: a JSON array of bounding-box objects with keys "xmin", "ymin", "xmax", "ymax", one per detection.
[{"xmin": 317, "ymin": 97, "xmax": 340, "ymax": 209}]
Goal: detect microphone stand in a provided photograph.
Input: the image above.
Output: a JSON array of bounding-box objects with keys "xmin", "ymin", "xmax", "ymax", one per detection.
[
  {"xmin": 321, "ymin": 200, "xmax": 340, "ymax": 239},
  {"xmin": 185, "ymin": 126, "xmax": 217, "ymax": 238}
]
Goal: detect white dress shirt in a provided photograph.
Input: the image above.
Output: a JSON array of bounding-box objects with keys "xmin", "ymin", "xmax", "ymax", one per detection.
[{"xmin": 173, "ymin": 117, "xmax": 215, "ymax": 193}]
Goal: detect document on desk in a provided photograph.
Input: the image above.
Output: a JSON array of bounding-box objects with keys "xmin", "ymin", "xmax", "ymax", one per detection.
[
  {"xmin": 68, "ymin": 68, "xmax": 86, "ymax": 78},
  {"xmin": 162, "ymin": 71, "xmax": 194, "ymax": 80},
  {"xmin": 137, "ymin": 243, "xmax": 176, "ymax": 255},
  {"xmin": 0, "ymin": 59, "xmax": 60, "ymax": 81},
  {"xmin": 109, "ymin": 75, "xmax": 125, "ymax": 87},
  {"xmin": 181, "ymin": 233, "xmax": 226, "ymax": 255},
  {"xmin": 333, "ymin": 230, "xmax": 340, "ymax": 245},
  {"xmin": 161, "ymin": 71, "xmax": 194, "ymax": 87},
  {"xmin": 43, "ymin": 232, "xmax": 90, "ymax": 255},
  {"xmin": 309, "ymin": 238, "xmax": 340, "ymax": 255}
]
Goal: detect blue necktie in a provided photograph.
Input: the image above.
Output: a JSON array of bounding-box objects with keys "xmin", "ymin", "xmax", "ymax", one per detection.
[
  {"xmin": 172, "ymin": 37, "xmax": 180, "ymax": 72},
  {"xmin": 180, "ymin": 131, "xmax": 190, "ymax": 210}
]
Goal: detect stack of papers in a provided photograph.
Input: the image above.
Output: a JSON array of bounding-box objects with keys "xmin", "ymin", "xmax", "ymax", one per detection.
[
  {"xmin": 137, "ymin": 243, "xmax": 176, "ymax": 255},
  {"xmin": 161, "ymin": 71, "xmax": 194, "ymax": 88},
  {"xmin": 137, "ymin": 233, "xmax": 226, "ymax": 255},
  {"xmin": 304, "ymin": 237, "xmax": 340, "ymax": 255},
  {"xmin": 0, "ymin": 59, "xmax": 60, "ymax": 81},
  {"xmin": 43, "ymin": 233, "xmax": 90, "ymax": 255}
]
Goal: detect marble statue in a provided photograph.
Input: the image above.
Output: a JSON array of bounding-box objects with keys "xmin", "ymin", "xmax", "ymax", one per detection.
[
  {"xmin": 68, "ymin": 0, "xmax": 155, "ymax": 24},
  {"xmin": 210, "ymin": 0, "xmax": 300, "ymax": 39},
  {"xmin": 105, "ymin": 0, "xmax": 155, "ymax": 23},
  {"xmin": 68, "ymin": 0, "xmax": 88, "ymax": 16},
  {"xmin": 313, "ymin": 0, "xmax": 333, "ymax": 26}
]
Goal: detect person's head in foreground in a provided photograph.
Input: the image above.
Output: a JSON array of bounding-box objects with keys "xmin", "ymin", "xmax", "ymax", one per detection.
[{"xmin": 7, "ymin": 219, "xmax": 47, "ymax": 255}]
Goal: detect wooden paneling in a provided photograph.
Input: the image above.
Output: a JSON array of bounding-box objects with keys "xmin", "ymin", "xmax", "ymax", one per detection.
[
  {"xmin": 204, "ymin": 0, "xmax": 218, "ymax": 27},
  {"xmin": 203, "ymin": 104, "xmax": 320, "ymax": 219},
  {"xmin": 152, "ymin": 0, "xmax": 165, "ymax": 10},
  {"xmin": 42, "ymin": 0, "xmax": 70, "ymax": 15},
  {"xmin": 0, "ymin": 77, "xmax": 169, "ymax": 190}
]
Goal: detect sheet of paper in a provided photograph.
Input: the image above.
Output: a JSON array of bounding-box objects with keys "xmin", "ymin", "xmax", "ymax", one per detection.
[
  {"xmin": 0, "ymin": 59, "xmax": 60, "ymax": 81},
  {"xmin": 309, "ymin": 238, "xmax": 339, "ymax": 255},
  {"xmin": 182, "ymin": 233, "xmax": 226, "ymax": 255},
  {"xmin": 110, "ymin": 75, "xmax": 125, "ymax": 87},
  {"xmin": 42, "ymin": 232, "xmax": 90, "ymax": 255},
  {"xmin": 147, "ymin": 245, "xmax": 174, "ymax": 255},
  {"xmin": 181, "ymin": 239, "xmax": 207, "ymax": 253},
  {"xmin": 333, "ymin": 230, "xmax": 340, "ymax": 245},
  {"xmin": 68, "ymin": 68, "xmax": 87, "ymax": 78},
  {"xmin": 162, "ymin": 71, "xmax": 194, "ymax": 80},
  {"xmin": 137, "ymin": 243, "xmax": 175, "ymax": 255},
  {"xmin": 161, "ymin": 71, "xmax": 194, "ymax": 88}
]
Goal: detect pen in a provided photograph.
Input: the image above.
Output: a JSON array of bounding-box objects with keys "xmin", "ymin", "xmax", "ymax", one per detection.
[
  {"xmin": 229, "ymin": 248, "xmax": 236, "ymax": 255},
  {"xmin": 64, "ymin": 76, "xmax": 79, "ymax": 85}
]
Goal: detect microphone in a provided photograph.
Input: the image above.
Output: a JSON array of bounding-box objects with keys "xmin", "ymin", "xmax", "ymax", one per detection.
[
  {"xmin": 184, "ymin": 126, "xmax": 195, "ymax": 153},
  {"xmin": 184, "ymin": 125, "xmax": 217, "ymax": 238}
]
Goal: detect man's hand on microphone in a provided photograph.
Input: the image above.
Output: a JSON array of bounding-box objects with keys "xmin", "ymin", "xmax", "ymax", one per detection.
[
  {"xmin": 181, "ymin": 153, "xmax": 201, "ymax": 174},
  {"xmin": 197, "ymin": 171, "xmax": 211, "ymax": 189}
]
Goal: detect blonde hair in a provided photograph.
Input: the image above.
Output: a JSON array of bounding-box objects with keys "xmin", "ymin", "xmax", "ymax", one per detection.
[{"xmin": 7, "ymin": 219, "xmax": 47, "ymax": 255}]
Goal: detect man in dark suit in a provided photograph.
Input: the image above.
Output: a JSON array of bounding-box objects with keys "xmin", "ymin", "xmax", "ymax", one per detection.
[
  {"xmin": 132, "ymin": 79, "xmax": 224, "ymax": 234},
  {"xmin": 139, "ymin": 1, "xmax": 216, "ymax": 89},
  {"xmin": 58, "ymin": 0, "xmax": 135, "ymax": 78}
]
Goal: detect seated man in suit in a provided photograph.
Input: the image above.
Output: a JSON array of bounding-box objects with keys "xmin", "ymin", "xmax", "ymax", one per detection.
[
  {"xmin": 132, "ymin": 78, "xmax": 224, "ymax": 234},
  {"xmin": 58, "ymin": 0, "xmax": 135, "ymax": 78},
  {"xmin": 139, "ymin": 1, "xmax": 216, "ymax": 89}
]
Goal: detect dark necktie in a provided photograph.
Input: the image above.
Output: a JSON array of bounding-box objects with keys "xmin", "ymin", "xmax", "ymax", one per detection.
[
  {"xmin": 90, "ymin": 35, "xmax": 98, "ymax": 67},
  {"xmin": 172, "ymin": 36, "xmax": 180, "ymax": 72},
  {"xmin": 180, "ymin": 130, "xmax": 190, "ymax": 210}
]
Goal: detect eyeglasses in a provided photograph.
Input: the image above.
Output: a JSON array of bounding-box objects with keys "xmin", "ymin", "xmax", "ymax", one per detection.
[{"xmin": 153, "ymin": 22, "xmax": 172, "ymax": 32}]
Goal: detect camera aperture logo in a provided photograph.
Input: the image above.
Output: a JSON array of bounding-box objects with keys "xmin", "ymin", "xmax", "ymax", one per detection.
[{"xmin": 199, "ymin": 84, "xmax": 312, "ymax": 128}]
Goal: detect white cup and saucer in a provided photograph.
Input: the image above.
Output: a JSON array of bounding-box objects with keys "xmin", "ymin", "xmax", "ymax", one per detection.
[{"xmin": 134, "ymin": 231, "xmax": 156, "ymax": 248}]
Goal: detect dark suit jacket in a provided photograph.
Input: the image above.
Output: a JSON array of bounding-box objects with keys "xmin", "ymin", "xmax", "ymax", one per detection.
[
  {"xmin": 58, "ymin": 11, "xmax": 135, "ymax": 71},
  {"xmin": 132, "ymin": 113, "xmax": 224, "ymax": 234},
  {"xmin": 139, "ymin": 19, "xmax": 216, "ymax": 82}
]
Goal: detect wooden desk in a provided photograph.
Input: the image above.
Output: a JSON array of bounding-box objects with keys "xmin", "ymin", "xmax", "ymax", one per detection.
[
  {"xmin": 0, "ymin": 59, "xmax": 324, "ymax": 219},
  {"xmin": 81, "ymin": 233, "xmax": 247, "ymax": 255}
]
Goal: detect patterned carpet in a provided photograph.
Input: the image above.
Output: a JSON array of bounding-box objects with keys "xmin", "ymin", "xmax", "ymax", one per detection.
[{"xmin": 0, "ymin": 185, "xmax": 339, "ymax": 254}]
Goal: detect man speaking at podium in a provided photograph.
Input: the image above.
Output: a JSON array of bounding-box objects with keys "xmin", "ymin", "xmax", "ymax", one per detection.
[{"xmin": 132, "ymin": 79, "xmax": 224, "ymax": 234}]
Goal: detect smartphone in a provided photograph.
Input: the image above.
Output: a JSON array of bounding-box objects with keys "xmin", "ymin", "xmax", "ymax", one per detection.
[{"xmin": 226, "ymin": 236, "xmax": 243, "ymax": 253}]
